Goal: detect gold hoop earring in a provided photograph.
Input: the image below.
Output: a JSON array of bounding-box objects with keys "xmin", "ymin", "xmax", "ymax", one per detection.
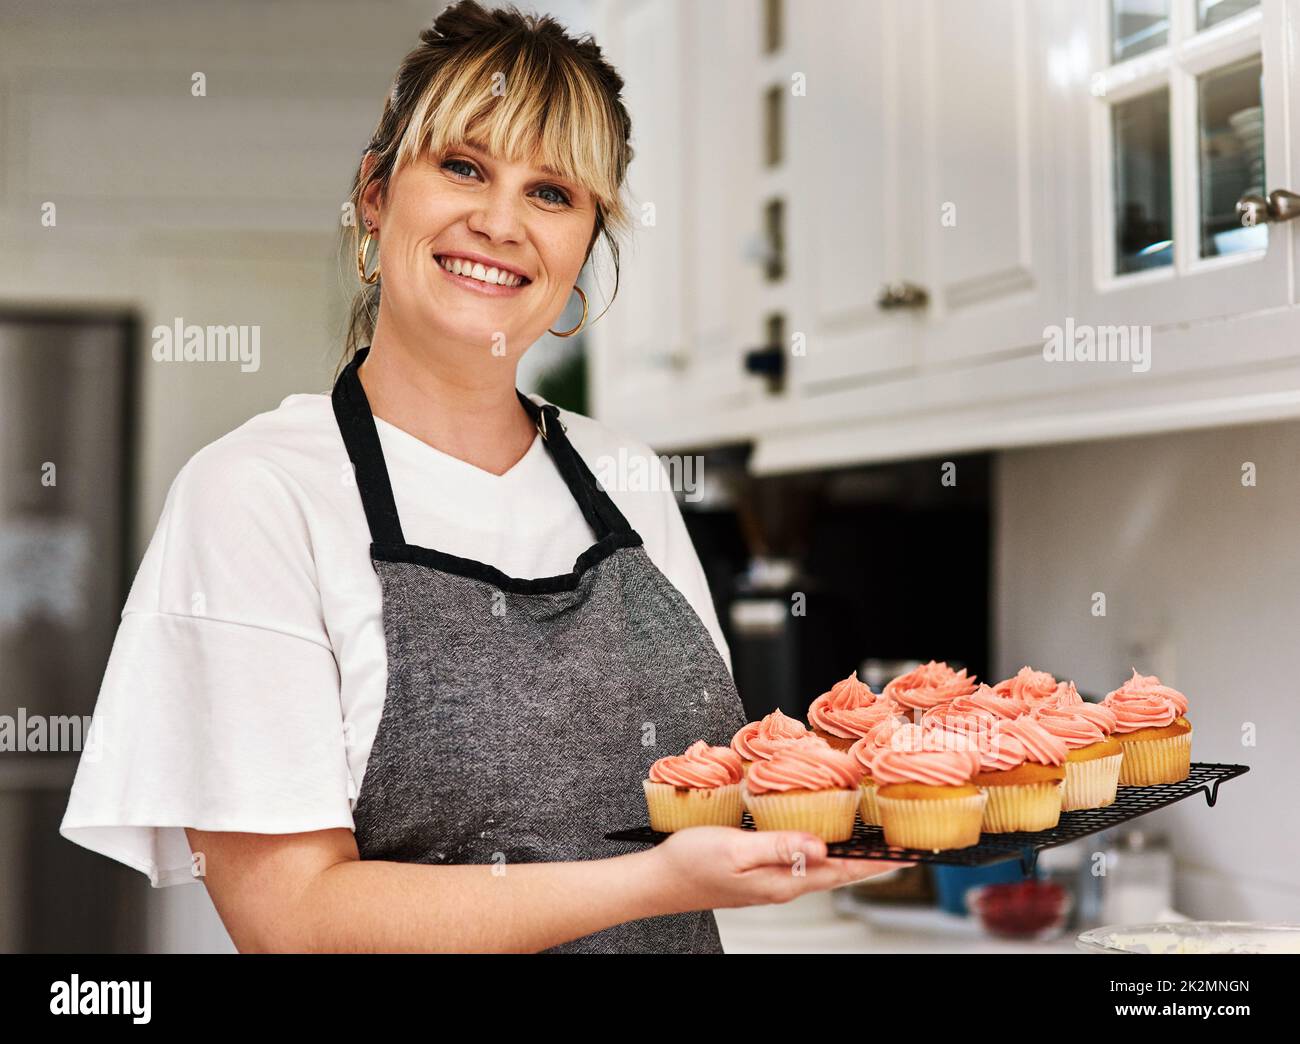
[
  {"xmin": 547, "ymin": 285, "xmax": 588, "ymax": 338},
  {"xmin": 356, "ymin": 231, "xmax": 380, "ymax": 284}
]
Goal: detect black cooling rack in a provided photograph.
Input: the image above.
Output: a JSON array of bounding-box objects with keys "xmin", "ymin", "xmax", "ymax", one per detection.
[{"xmin": 605, "ymin": 762, "xmax": 1249, "ymax": 874}]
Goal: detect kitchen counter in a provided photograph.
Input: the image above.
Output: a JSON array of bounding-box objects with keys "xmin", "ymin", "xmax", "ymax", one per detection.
[{"xmin": 715, "ymin": 889, "xmax": 1082, "ymax": 954}]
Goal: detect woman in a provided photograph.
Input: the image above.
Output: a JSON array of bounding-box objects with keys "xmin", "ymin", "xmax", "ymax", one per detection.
[{"xmin": 60, "ymin": 1, "xmax": 902, "ymax": 953}]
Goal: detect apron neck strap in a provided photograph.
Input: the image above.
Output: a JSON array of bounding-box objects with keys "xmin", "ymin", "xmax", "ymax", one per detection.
[{"xmin": 331, "ymin": 346, "xmax": 634, "ymax": 547}]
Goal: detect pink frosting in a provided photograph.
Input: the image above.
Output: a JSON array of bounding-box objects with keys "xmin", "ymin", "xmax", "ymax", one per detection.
[
  {"xmin": 994, "ymin": 716, "xmax": 1068, "ymax": 766},
  {"xmin": 882, "ymin": 660, "xmax": 979, "ymax": 711},
  {"xmin": 993, "ymin": 666, "xmax": 1060, "ymax": 704},
  {"xmin": 743, "ymin": 741, "xmax": 863, "ymax": 794},
  {"xmin": 944, "ymin": 683, "xmax": 1027, "ymax": 720},
  {"xmin": 809, "ymin": 698, "xmax": 899, "ymax": 739},
  {"xmin": 730, "ymin": 708, "xmax": 814, "ymax": 761},
  {"xmin": 812, "ymin": 670, "xmax": 876, "ymax": 709},
  {"xmin": 1046, "ymin": 681, "xmax": 1083, "ymax": 707},
  {"xmin": 1030, "ymin": 703, "xmax": 1118, "ymax": 748},
  {"xmin": 649, "ymin": 740, "xmax": 744, "ymax": 788},
  {"xmin": 868, "ymin": 745, "xmax": 982, "ymax": 787},
  {"xmin": 847, "ymin": 735, "xmax": 877, "ymax": 776},
  {"xmin": 1102, "ymin": 669, "xmax": 1189, "ymax": 732},
  {"xmin": 906, "ymin": 715, "xmax": 1024, "ymax": 773},
  {"xmin": 973, "ymin": 723, "xmax": 1030, "ymax": 773}
]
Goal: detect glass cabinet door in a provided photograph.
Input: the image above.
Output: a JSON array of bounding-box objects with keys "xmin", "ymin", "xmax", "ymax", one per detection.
[
  {"xmin": 1112, "ymin": 0, "xmax": 1171, "ymax": 61},
  {"xmin": 1083, "ymin": 0, "xmax": 1289, "ymax": 328},
  {"xmin": 1197, "ymin": 56, "xmax": 1266, "ymax": 257},
  {"xmin": 1113, "ymin": 89, "xmax": 1173, "ymax": 272}
]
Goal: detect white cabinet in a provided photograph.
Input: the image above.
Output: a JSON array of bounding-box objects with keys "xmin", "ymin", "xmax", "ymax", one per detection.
[
  {"xmin": 781, "ymin": 0, "xmax": 916, "ymax": 391},
  {"xmin": 1076, "ymin": 0, "xmax": 1291, "ymax": 334},
  {"xmin": 913, "ymin": 0, "xmax": 1069, "ymax": 366},
  {"xmin": 588, "ymin": 0, "xmax": 764, "ymax": 447},
  {"xmin": 785, "ymin": 0, "xmax": 1067, "ymax": 386},
  {"xmin": 591, "ymin": 0, "xmax": 1300, "ymax": 470}
]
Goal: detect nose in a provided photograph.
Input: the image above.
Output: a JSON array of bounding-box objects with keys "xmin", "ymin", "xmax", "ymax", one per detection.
[{"xmin": 465, "ymin": 182, "xmax": 525, "ymax": 244}]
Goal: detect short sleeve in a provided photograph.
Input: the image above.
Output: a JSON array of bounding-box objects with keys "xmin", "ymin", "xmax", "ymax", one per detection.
[{"xmin": 59, "ymin": 441, "xmax": 354, "ymax": 887}]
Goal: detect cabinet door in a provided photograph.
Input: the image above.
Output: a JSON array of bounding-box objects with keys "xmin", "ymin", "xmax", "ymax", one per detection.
[
  {"xmin": 677, "ymin": 0, "xmax": 764, "ymax": 421},
  {"xmin": 1075, "ymin": 0, "xmax": 1290, "ymax": 335},
  {"xmin": 782, "ymin": 0, "xmax": 917, "ymax": 392},
  {"xmin": 913, "ymin": 0, "xmax": 1068, "ymax": 365},
  {"xmin": 588, "ymin": 0, "xmax": 762, "ymax": 445},
  {"xmin": 588, "ymin": 0, "xmax": 687, "ymax": 425}
]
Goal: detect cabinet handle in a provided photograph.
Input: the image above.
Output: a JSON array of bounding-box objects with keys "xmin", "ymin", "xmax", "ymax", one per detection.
[
  {"xmin": 1235, "ymin": 188, "xmax": 1300, "ymax": 226},
  {"xmin": 876, "ymin": 281, "xmax": 930, "ymax": 310},
  {"xmin": 743, "ymin": 343, "xmax": 785, "ymax": 380}
]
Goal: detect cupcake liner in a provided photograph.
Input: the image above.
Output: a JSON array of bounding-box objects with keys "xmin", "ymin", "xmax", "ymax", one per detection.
[
  {"xmin": 979, "ymin": 780, "xmax": 1064, "ymax": 832},
  {"xmin": 1118, "ymin": 730, "xmax": 1192, "ymax": 786},
  {"xmin": 1062, "ymin": 753, "xmax": 1123, "ymax": 810},
  {"xmin": 876, "ymin": 792, "xmax": 986, "ymax": 851},
  {"xmin": 741, "ymin": 786, "xmax": 860, "ymax": 842},
  {"xmin": 858, "ymin": 781, "xmax": 882, "ymax": 826},
  {"xmin": 643, "ymin": 780, "xmax": 744, "ymax": 832}
]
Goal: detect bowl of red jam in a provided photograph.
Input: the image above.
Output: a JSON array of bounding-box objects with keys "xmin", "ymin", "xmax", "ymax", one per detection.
[{"xmin": 966, "ymin": 880, "xmax": 1072, "ymax": 940}]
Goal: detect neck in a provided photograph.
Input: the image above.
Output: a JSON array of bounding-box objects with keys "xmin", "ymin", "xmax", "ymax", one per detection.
[{"xmin": 358, "ymin": 316, "xmax": 538, "ymax": 477}]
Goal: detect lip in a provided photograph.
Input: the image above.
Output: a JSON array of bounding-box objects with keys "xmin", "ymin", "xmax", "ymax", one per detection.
[
  {"xmin": 435, "ymin": 260, "xmax": 530, "ymax": 297},
  {"xmin": 434, "ymin": 250, "xmax": 531, "ymax": 283}
]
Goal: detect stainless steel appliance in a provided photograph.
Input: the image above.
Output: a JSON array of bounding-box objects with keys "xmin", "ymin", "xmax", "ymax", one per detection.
[{"xmin": 0, "ymin": 312, "xmax": 145, "ymax": 952}]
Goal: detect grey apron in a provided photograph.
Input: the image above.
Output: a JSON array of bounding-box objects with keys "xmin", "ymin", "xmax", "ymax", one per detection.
[{"xmin": 331, "ymin": 346, "xmax": 747, "ymax": 953}]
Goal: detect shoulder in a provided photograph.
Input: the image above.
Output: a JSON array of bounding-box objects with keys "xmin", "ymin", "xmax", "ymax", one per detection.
[{"xmin": 167, "ymin": 392, "xmax": 344, "ymax": 516}]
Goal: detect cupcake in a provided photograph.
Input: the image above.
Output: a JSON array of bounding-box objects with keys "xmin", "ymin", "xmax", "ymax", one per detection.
[
  {"xmin": 730, "ymin": 709, "xmax": 821, "ymax": 774},
  {"xmin": 846, "ymin": 720, "xmax": 907, "ymax": 827},
  {"xmin": 808, "ymin": 673, "xmax": 899, "ymax": 751},
  {"xmin": 963, "ymin": 717, "xmax": 1068, "ymax": 832},
  {"xmin": 741, "ymin": 741, "xmax": 864, "ymax": 842},
  {"xmin": 883, "ymin": 660, "xmax": 979, "ymax": 717},
  {"xmin": 869, "ymin": 732, "xmax": 986, "ymax": 851},
  {"xmin": 643, "ymin": 740, "xmax": 745, "ymax": 832},
  {"xmin": 1102, "ymin": 670, "xmax": 1192, "ymax": 785},
  {"xmin": 1030, "ymin": 702, "xmax": 1123, "ymax": 810}
]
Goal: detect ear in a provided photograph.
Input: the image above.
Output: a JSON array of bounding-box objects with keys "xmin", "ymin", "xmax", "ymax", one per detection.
[{"xmin": 359, "ymin": 153, "xmax": 386, "ymax": 228}]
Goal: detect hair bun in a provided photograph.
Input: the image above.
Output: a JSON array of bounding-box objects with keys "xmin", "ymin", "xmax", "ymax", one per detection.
[{"xmin": 425, "ymin": 0, "xmax": 506, "ymax": 45}]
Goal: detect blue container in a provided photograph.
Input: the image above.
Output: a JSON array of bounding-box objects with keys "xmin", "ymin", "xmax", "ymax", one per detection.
[{"xmin": 932, "ymin": 860, "xmax": 1030, "ymax": 916}]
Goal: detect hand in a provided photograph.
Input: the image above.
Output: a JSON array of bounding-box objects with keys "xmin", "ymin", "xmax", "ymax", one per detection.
[{"xmin": 646, "ymin": 826, "xmax": 914, "ymax": 915}]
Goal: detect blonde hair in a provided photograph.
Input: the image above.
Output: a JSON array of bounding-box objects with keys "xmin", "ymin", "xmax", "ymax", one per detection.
[{"xmin": 340, "ymin": 0, "xmax": 634, "ymax": 369}]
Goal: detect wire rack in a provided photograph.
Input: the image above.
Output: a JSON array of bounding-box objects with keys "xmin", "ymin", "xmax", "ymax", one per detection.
[{"xmin": 605, "ymin": 762, "xmax": 1249, "ymax": 874}]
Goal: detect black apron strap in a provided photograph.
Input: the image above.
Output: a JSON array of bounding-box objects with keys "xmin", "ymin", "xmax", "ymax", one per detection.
[
  {"xmin": 516, "ymin": 393, "xmax": 635, "ymax": 540},
  {"xmin": 331, "ymin": 346, "xmax": 405, "ymax": 546},
  {"xmin": 332, "ymin": 345, "xmax": 635, "ymax": 547}
]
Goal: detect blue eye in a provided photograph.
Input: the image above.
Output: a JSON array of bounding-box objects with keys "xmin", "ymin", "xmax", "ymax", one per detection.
[
  {"xmin": 442, "ymin": 158, "xmax": 477, "ymax": 178},
  {"xmin": 536, "ymin": 185, "xmax": 572, "ymax": 207},
  {"xmin": 441, "ymin": 156, "xmax": 572, "ymax": 208}
]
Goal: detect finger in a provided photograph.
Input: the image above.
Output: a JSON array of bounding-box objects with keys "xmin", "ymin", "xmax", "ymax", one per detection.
[
  {"xmin": 733, "ymin": 830, "xmax": 827, "ymax": 870},
  {"xmin": 822, "ymin": 858, "xmax": 916, "ymax": 885}
]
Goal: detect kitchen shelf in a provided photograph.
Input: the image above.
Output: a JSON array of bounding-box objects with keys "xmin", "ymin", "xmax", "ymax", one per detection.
[{"xmin": 606, "ymin": 761, "xmax": 1249, "ymax": 874}]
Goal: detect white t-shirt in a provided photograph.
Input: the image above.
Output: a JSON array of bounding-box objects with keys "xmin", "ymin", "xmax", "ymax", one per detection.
[{"xmin": 59, "ymin": 389, "xmax": 731, "ymax": 886}]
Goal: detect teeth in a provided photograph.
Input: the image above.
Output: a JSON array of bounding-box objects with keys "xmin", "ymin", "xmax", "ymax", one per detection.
[{"xmin": 438, "ymin": 256, "xmax": 524, "ymax": 287}]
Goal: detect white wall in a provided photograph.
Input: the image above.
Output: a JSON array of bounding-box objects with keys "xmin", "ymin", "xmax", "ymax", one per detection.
[{"xmin": 995, "ymin": 419, "xmax": 1300, "ymax": 921}]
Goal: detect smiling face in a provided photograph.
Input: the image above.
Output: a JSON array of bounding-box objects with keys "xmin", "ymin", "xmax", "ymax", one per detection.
[{"xmin": 363, "ymin": 141, "xmax": 597, "ymax": 365}]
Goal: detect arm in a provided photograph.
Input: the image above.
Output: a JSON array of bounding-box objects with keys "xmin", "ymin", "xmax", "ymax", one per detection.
[{"xmin": 186, "ymin": 826, "xmax": 907, "ymax": 953}]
